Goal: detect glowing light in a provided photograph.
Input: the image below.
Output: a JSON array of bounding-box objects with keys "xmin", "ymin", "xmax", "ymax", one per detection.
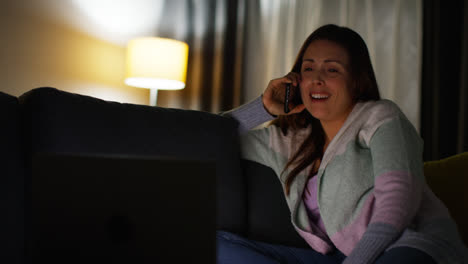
[
  {"xmin": 71, "ymin": 0, "xmax": 164, "ymax": 46},
  {"xmin": 125, "ymin": 37, "xmax": 189, "ymax": 90}
]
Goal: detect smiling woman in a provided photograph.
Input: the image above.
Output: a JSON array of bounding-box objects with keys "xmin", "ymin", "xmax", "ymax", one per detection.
[
  {"xmin": 268, "ymin": 25, "xmax": 381, "ymax": 196},
  {"xmin": 299, "ymin": 40, "xmax": 354, "ymax": 126},
  {"xmin": 220, "ymin": 24, "xmax": 467, "ymax": 264}
]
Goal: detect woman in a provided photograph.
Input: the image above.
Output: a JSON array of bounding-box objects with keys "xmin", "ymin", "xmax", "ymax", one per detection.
[{"xmin": 219, "ymin": 24, "xmax": 467, "ymax": 263}]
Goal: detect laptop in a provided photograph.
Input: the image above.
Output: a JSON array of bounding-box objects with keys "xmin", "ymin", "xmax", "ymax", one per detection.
[{"xmin": 29, "ymin": 153, "xmax": 216, "ymax": 263}]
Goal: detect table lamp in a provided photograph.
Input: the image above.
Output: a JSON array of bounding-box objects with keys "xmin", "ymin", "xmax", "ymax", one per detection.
[{"xmin": 125, "ymin": 37, "xmax": 189, "ymax": 106}]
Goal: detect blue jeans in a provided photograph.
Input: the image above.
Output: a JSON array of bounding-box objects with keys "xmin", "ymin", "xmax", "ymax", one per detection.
[{"xmin": 216, "ymin": 231, "xmax": 436, "ymax": 264}]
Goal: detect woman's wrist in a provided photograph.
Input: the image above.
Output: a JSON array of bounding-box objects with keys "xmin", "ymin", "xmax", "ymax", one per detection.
[
  {"xmin": 224, "ymin": 96, "xmax": 276, "ymax": 133},
  {"xmin": 261, "ymin": 94, "xmax": 277, "ymax": 118}
]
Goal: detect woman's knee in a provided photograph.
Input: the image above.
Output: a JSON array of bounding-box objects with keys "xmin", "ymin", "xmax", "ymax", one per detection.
[
  {"xmin": 216, "ymin": 231, "xmax": 280, "ymax": 264},
  {"xmin": 216, "ymin": 230, "xmax": 245, "ymax": 243}
]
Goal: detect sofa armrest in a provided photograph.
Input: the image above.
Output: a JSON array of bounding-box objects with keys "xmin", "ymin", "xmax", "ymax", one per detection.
[
  {"xmin": 0, "ymin": 92, "xmax": 25, "ymax": 262},
  {"xmin": 19, "ymin": 87, "xmax": 248, "ymax": 235},
  {"xmin": 424, "ymin": 152, "xmax": 468, "ymax": 246}
]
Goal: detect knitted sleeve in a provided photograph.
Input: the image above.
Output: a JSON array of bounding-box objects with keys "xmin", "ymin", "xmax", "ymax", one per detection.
[
  {"xmin": 221, "ymin": 96, "xmax": 275, "ymax": 133},
  {"xmin": 343, "ymin": 112, "xmax": 425, "ymax": 264}
]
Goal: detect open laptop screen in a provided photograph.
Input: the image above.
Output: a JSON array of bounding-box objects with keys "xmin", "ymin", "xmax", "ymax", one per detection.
[{"xmin": 29, "ymin": 153, "xmax": 216, "ymax": 263}]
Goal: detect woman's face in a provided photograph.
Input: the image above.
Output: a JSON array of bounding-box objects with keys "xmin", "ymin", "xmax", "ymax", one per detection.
[{"xmin": 299, "ymin": 40, "xmax": 355, "ymax": 124}]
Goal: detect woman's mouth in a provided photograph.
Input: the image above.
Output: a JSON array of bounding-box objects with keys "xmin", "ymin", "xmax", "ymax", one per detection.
[{"xmin": 310, "ymin": 93, "xmax": 330, "ymax": 102}]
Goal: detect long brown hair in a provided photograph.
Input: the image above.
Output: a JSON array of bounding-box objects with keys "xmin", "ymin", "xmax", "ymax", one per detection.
[{"xmin": 272, "ymin": 24, "xmax": 381, "ymax": 195}]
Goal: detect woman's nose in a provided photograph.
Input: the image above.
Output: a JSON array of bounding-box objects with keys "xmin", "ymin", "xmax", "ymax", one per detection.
[{"xmin": 312, "ymin": 72, "xmax": 324, "ymax": 85}]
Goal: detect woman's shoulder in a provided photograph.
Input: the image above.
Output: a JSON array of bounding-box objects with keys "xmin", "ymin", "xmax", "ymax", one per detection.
[
  {"xmin": 355, "ymin": 99, "xmax": 409, "ymax": 129},
  {"xmin": 356, "ymin": 99, "xmax": 416, "ymax": 144},
  {"xmin": 358, "ymin": 99, "xmax": 403, "ymax": 119}
]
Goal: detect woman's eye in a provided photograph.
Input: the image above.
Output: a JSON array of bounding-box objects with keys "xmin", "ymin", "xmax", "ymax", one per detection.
[
  {"xmin": 303, "ymin": 67, "xmax": 313, "ymax": 72},
  {"xmin": 328, "ymin": 68, "xmax": 338, "ymax": 73}
]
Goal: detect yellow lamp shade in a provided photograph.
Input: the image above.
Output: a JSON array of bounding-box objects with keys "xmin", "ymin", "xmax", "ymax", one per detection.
[{"xmin": 125, "ymin": 37, "xmax": 189, "ymax": 90}]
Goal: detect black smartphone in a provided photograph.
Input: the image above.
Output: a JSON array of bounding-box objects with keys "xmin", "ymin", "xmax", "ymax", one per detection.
[
  {"xmin": 284, "ymin": 83, "xmax": 291, "ymax": 113},
  {"xmin": 284, "ymin": 83, "xmax": 302, "ymax": 113}
]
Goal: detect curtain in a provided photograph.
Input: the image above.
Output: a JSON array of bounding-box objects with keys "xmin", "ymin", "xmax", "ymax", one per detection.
[
  {"xmin": 243, "ymin": 0, "xmax": 422, "ymax": 130},
  {"xmin": 421, "ymin": 0, "xmax": 468, "ymax": 161},
  {"xmin": 154, "ymin": 0, "xmax": 245, "ymax": 113},
  {"xmin": 154, "ymin": 0, "xmax": 422, "ymax": 131}
]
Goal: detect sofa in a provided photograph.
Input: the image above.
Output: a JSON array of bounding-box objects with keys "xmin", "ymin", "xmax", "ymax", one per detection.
[{"xmin": 1, "ymin": 87, "xmax": 466, "ymax": 263}]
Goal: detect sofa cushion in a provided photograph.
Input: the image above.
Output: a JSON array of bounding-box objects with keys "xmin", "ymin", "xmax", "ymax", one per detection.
[
  {"xmin": 19, "ymin": 87, "xmax": 247, "ymax": 235},
  {"xmin": 424, "ymin": 152, "xmax": 468, "ymax": 246},
  {"xmin": 0, "ymin": 92, "xmax": 25, "ymax": 262},
  {"xmin": 242, "ymin": 159, "xmax": 309, "ymax": 248}
]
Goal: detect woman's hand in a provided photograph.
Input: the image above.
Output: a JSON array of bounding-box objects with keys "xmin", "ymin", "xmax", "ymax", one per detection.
[{"xmin": 262, "ymin": 72, "xmax": 305, "ymax": 116}]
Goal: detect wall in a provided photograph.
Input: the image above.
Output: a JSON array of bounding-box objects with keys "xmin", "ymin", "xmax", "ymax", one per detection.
[{"xmin": 0, "ymin": 2, "xmax": 149, "ymax": 105}]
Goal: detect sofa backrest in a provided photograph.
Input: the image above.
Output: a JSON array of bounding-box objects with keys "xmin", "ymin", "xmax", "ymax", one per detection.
[
  {"xmin": 0, "ymin": 92, "xmax": 25, "ymax": 263},
  {"xmin": 19, "ymin": 87, "xmax": 248, "ymax": 236},
  {"xmin": 241, "ymin": 159, "xmax": 309, "ymax": 248}
]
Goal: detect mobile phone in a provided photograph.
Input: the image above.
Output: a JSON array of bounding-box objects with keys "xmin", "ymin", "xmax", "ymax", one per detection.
[{"xmin": 284, "ymin": 83, "xmax": 291, "ymax": 113}]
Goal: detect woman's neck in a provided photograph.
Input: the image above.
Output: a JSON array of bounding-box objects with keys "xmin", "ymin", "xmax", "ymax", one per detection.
[
  {"xmin": 320, "ymin": 105, "xmax": 355, "ymax": 151},
  {"xmin": 321, "ymin": 120, "xmax": 343, "ymax": 149}
]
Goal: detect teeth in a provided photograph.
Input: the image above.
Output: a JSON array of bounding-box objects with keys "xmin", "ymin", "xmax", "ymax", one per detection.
[{"xmin": 311, "ymin": 94, "xmax": 329, "ymax": 99}]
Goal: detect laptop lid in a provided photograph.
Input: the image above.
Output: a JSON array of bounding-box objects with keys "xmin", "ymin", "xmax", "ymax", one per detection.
[{"xmin": 29, "ymin": 153, "xmax": 216, "ymax": 263}]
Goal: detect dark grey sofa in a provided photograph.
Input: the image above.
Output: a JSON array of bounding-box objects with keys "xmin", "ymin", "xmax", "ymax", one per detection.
[
  {"xmin": 0, "ymin": 91, "xmax": 25, "ymax": 263},
  {"xmin": 0, "ymin": 87, "xmax": 306, "ymax": 263}
]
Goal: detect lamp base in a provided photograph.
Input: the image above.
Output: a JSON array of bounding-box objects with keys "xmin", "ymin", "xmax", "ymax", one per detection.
[{"xmin": 150, "ymin": 89, "xmax": 158, "ymax": 106}]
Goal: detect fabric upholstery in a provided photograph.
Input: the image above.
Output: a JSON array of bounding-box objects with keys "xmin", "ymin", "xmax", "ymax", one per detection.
[
  {"xmin": 18, "ymin": 87, "xmax": 247, "ymax": 235},
  {"xmin": 424, "ymin": 152, "xmax": 468, "ymax": 246},
  {"xmin": 241, "ymin": 159, "xmax": 308, "ymax": 248},
  {"xmin": 0, "ymin": 92, "xmax": 25, "ymax": 263}
]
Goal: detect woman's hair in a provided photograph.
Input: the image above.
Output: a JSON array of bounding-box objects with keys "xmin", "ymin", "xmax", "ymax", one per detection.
[{"xmin": 272, "ymin": 24, "xmax": 381, "ymax": 195}]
